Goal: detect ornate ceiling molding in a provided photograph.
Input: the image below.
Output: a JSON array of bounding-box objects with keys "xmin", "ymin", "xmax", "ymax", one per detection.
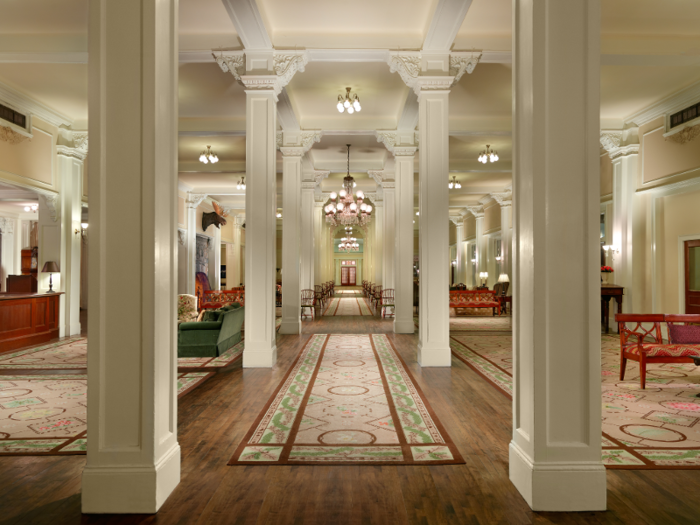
[
  {"xmin": 449, "ymin": 53, "xmax": 482, "ymax": 83},
  {"xmin": 393, "ymin": 146, "xmax": 417, "ymax": 156},
  {"xmin": 313, "ymin": 170, "xmax": 330, "ymax": 185},
  {"xmin": 490, "ymin": 190, "xmax": 513, "ymax": 207},
  {"xmin": 600, "ymin": 131, "xmax": 623, "ymax": 154},
  {"xmin": 186, "ymin": 192, "xmax": 208, "ymax": 208},
  {"xmin": 276, "ymin": 131, "xmax": 283, "ymax": 149},
  {"xmin": 0, "ymin": 125, "xmax": 29, "ymax": 145},
  {"xmin": 0, "ymin": 217, "xmax": 15, "ymax": 234},
  {"xmin": 610, "ymin": 144, "xmax": 640, "ymax": 160},
  {"xmin": 387, "ymin": 53, "xmax": 421, "ymax": 90},
  {"xmin": 466, "ymin": 205, "xmax": 484, "ymax": 219},
  {"xmin": 449, "ymin": 216, "xmax": 462, "ymax": 226},
  {"xmin": 300, "ymin": 130, "xmax": 322, "ymax": 152},
  {"xmin": 279, "ymin": 146, "xmax": 305, "ymax": 157},
  {"xmin": 213, "ymin": 51, "xmax": 245, "ymax": 81},
  {"xmin": 214, "ymin": 50, "xmax": 308, "ymax": 97},
  {"xmin": 273, "ymin": 51, "xmax": 309, "ymax": 90},
  {"xmin": 374, "ymin": 131, "xmax": 396, "ymax": 153},
  {"xmin": 667, "ymin": 124, "xmax": 700, "ymax": 145},
  {"xmin": 367, "ymin": 170, "xmax": 384, "ymax": 185}
]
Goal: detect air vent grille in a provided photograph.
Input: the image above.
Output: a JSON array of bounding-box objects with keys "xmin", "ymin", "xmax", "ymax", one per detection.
[
  {"xmin": 670, "ymin": 101, "xmax": 700, "ymax": 129},
  {"xmin": 0, "ymin": 102, "xmax": 27, "ymax": 130}
]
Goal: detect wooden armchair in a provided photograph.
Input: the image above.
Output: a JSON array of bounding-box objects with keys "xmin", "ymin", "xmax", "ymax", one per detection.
[
  {"xmin": 301, "ymin": 289, "xmax": 316, "ymax": 320},
  {"xmin": 380, "ymin": 289, "xmax": 395, "ymax": 318},
  {"xmin": 372, "ymin": 285, "xmax": 383, "ymax": 309},
  {"xmin": 314, "ymin": 285, "xmax": 325, "ymax": 310}
]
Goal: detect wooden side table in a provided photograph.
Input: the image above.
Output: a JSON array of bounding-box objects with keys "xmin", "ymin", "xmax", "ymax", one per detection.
[{"xmin": 601, "ymin": 284, "xmax": 624, "ymax": 333}]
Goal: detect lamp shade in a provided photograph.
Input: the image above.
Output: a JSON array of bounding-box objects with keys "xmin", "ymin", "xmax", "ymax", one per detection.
[
  {"xmin": 42, "ymin": 261, "xmax": 60, "ymax": 273},
  {"xmin": 498, "ymin": 273, "xmax": 510, "ymax": 283}
]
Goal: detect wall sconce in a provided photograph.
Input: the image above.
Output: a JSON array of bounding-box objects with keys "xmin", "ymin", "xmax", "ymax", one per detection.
[
  {"xmin": 495, "ymin": 255, "xmax": 502, "ymax": 262},
  {"xmin": 471, "ymin": 258, "xmax": 477, "ymax": 264},
  {"xmin": 74, "ymin": 222, "xmax": 88, "ymax": 240},
  {"xmin": 24, "ymin": 204, "xmax": 38, "ymax": 213},
  {"xmin": 603, "ymin": 245, "xmax": 620, "ymax": 260},
  {"xmin": 479, "ymin": 271, "xmax": 488, "ymax": 286},
  {"xmin": 451, "ymin": 260, "xmax": 457, "ymax": 267}
]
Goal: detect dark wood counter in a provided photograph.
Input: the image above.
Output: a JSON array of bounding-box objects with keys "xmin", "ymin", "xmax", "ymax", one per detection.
[{"xmin": 0, "ymin": 292, "xmax": 63, "ymax": 352}]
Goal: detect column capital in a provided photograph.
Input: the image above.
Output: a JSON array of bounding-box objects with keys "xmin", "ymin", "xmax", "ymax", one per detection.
[
  {"xmin": 177, "ymin": 228, "xmax": 186, "ymax": 245},
  {"xmin": 466, "ymin": 205, "xmax": 484, "ymax": 219},
  {"xmin": 449, "ymin": 52, "xmax": 482, "ymax": 83},
  {"xmin": 0, "ymin": 217, "xmax": 14, "ymax": 234},
  {"xmin": 186, "ymin": 192, "xmax": 208, "ymax": 208},
  {"xmin": 375, "ymin": 129, "xmax": 418, "ymax": 153},
  {"xmin": 56, "ymin": 130, "xmax": 89, "ymax": 161},
  {"xmin": 216, "ymin": 50, "xmax": 308, "ymax": 97},
  {"xmin": 301, "ymin": 181, "xmax": 316, "ymax": 190},
  {"xmin": 600, "ymin": 128, "xmax": 640, "ymax": 160},
  {"xmin": 277, "ymin": 129, "xmax": 323, "ymax": 153},
  {"xmin": 449, "ymin": 216, "xmax": 462, "ymax": 226},
  {"xmin": 491, "ymin": 190, "xmax": 513, "ymax": 207},
  {"xmin": 368, "ymin": 170, "xmax": 385, "ymax": 185},
  {"xmin": 234, "ymin": 215, "xmax": 246, "ymax": 227},
  {"xmin": 279, "ymin": 146, "xmax": 305, "ymax": 157},
  {"xmin": 387, "ymin": 51, "xmax": 478, "ymax": 96},
  {"xmin": 313, "ymin": 170, "xmax": 330, "ymax": 185},
  {"xmin": 382, "ymin": 181, "xmax": 396, "ymax": 190},
  {"xmin": 394, "ymin": 146, "xmax": 417, "ymax": 156},
  {"xmin": 610, "ymin": 144, "xmax": 640, "ymax": 161}
]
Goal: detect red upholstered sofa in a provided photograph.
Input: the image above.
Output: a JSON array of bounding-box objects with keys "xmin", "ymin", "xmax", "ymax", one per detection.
[
  {"xmin": 616, "ymin": 313, "xmax": 700, "ymax": 389},
  {"xmin": 449, "ymin": 290, "xmax": 501, "ymax": 316},
  {"xmin": 201, "ymin": 289, "xmax": 245, "ymax": 310}
]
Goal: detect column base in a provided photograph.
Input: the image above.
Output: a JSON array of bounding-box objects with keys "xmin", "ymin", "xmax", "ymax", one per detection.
[
  {"xmin": 393, "ymin": 318, "xmax": 415, "ymax": 334},
  {"xmin": 279, "ymin": 319, "xmax": 302, "ymax": 335},
  {"xmin": 509, "ymin": 442, "xmax": 606, "ymax": 512},
  {"xmin": 417, "ymin": 342, "xmax": 451, "ymax": 367},
  {"xmin": 69, "ymin": 323, "xmax": 82, "ymax": 337},
  {"xmin": 243, "ymin": 343, "xmax": 278, "ymax": 368},
  {"xmin": 82, "ymin": 443, "xmax": 181, "ymax": 514}
]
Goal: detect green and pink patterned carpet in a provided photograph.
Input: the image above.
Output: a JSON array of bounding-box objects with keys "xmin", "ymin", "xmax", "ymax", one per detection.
[
  {"xmin": 450, "ymin": 333, "xmax": 700, "ymax": 469},
  {"xmin": 0, "ymin": 371, "xmax": 212, "ymax": 456},
  {"xmin": 323, "ymin": 297, "xmax": 373, "ymax": 316},
  {"xmin": 229, "ymin": 333, "xmax": 464, "ymax": 465}
]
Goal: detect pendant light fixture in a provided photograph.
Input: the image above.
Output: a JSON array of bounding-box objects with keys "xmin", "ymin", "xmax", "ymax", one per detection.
[
  {"xmin": 324, "ymin": 145, "xmax": 373, "ymax": 227},
  {"xmin": 448, "ymin": 175, "xmax": 462, "ymax": 190},
  {"xmin": 336, "ymin": 87, "xmax": 361, "ymax": 114},
  {"xmin": 199, "ymin": 145, "xmax": 219, "ymax": 164},
  {"xmin": 478, "ymin": 145, "xmax": 498, "ymax": 164},
  {"xmin": 236, "ymin": 177, "xmax": 246, "ymax": 190}
]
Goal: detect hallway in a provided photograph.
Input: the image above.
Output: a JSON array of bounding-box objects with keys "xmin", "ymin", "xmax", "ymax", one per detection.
[{"xmin": 2, "ymin": 314, "xmax": 700, "ymax": 524}]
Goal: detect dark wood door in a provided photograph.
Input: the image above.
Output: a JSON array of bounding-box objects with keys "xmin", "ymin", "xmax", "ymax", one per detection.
[
  {"xmin": 341, "ymin": 267, "xmax": 349, "ymax": 285},
  {"xmin": 685, "ymin": 240, "xmax": 700, "ymax": 314},
  {"xmin": 348, "ymin": 267, "xmax": 356, "ymax": 286}
]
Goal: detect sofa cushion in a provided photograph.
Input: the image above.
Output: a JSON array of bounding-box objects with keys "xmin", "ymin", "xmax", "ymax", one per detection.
[
  {"xmin": 669, "ymin": 325, "xmax": 700, "ymax": 345},
  {"xmin": 217, "ymin": 307, "xmax": 245, "ymax": 354},
  {"xmin": 179, "ymin": 321, "xmax": 222, "ymax": 331},
  {"xmin": 627, "ymin": 343, "xmax": 700, "ymax": 358}
]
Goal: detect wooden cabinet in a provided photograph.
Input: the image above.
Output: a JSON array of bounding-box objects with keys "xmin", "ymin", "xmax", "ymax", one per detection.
[{"xmin": 0, "ymin": 293, "xmax": 62, "ymax": 353}]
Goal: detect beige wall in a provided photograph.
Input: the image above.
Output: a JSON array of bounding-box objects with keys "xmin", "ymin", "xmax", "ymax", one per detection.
[
  {"xmin": 0, "ymin": 118, "xmax": 56, "ymax": 190},
  {"xmin": 449, "ymin": 221, "xmax": 456, "ymax": 244},
  {"xmin": 484, "ymin": 201, "xmax": 501, "ymax": 233},
  {"xmin": 220, "ymin": 217, "xmax": 234, "ymax": 243},
  {"xmin": 641, "ymin": 116, "xmax": 700, "ymax": 185},
  {"xmin": 600, "ymin": 154, "xmax": 613, "ymax": 196},
  {"xmin": 660, "ymin": 188, "xmax": 700, "ymax": 314},
  {"xmin": 464, "ymin": 215, "xmax": 476, "ymax": 240}
]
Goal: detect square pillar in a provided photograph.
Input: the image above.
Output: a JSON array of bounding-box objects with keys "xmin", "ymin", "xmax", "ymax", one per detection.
[
  {"xmin": 185, "ymin": 193, "xmax": 207, "ymax": 295},
  {"xmin": 382, "ymin": 182, "xmax": 396, "ymax": 291},
  {"xmin": 510, "ymin": 0, "xmax": 605, "ymax": 511},
  {"xmin": 500, "ymin": 201, "xmax": 513, "ymax": 283},
  {"xmin": 83, "ymin": 0, "xmax": 180, "ymax": 513},
  {"xmin": 208, "ymin": 224, "xmax": 221, "ymax": 290},
  {"xmin": 242, "ymin": 77, "xmax": 278, "ymax": 367},
  {"xmin": 455, "ymin": 224, "xmax": 464, "ymax": 285},
  {"xmin": 300, "ymin": 183, "xmax": 315, "ymax": 292},
  {"xmin": 279, "ymin": 147, "xmax": 303, "ymax": 334},
  {"xmin": 394, "ymin": 148, "xmax": 416, "ymax": 333},
  {"xmin": 314, "ymin": 198, "xmax": 325, "ymax": 285},
  {"xmin": 373, "ymin": 200, "xmax": 384, "ymax": 284},
  {"xmin": 417, "ymin": 83, "xmax": 452, "ymax": 367}
]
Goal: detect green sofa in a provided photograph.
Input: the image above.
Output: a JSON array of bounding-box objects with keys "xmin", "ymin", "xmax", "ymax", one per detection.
[{"xmin": 177, "ymin": 304, "xmax": 244, "ymax": 357}]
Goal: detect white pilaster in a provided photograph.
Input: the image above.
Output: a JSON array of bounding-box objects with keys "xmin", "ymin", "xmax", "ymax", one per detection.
[
  {"xmin": 382, "ymin": 181, "xmax": 396, "ymax": 291},
  {"xmin": 373, "ymin": 200, "xmax": 384, "ymax": 285},
  {"xmin": 37, "ymin": 194, "xmax": 60, "ymax": 294},
  {"xmin": 510, "ymin": 0, "xmax": 606, "ymax": 512},
  {"xmin": 499, "ymin": 199, "xmax": 513, "ymax": 283},
  {"xmin": 455, "ymin": 224, "xmax": 464, "ymax": 284},
  {"xmin": 314, "ymin": 198, "xmax": 325, "ymax": 285},
  {"xmin": 83, "ymin": 0, "xmax": 180, "ymax": 513},
  {"xmin": 229, "ymin": 215, "xmax": 244, "ymax": 287},
  {"xmin": 417, "ymin": 83, "xmax": 452, "ymax": 367},
  {"xmin": 279, "ymin": 147, "xmax": 303, "ymax": 334},
  {"xmin": 300, "ymin": 184, "xmax": 315, "ymax": 292},
  {"xmin": 471, "ymin": 207, "xmax": 486, "ymax": 281},
  {"xmin": 208, "ymin": 223, "xmax": 221, "ymax": 290},
  {"xmin": 242, "ymin": 76, "xmax": 278, "ymax": 368},
  {"xmin": 394, "ymin": 148, "xmax": 416, "ymax": 333},
  {"xmin": 185, "ymin": 193, "xmax": 207, "ymax": 295}
]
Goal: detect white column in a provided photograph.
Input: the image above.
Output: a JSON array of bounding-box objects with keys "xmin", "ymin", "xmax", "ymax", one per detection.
[
  {"xmin": 373, "ymin": 200, "xmax": 384, "ymax": 284},
  {"xmin": 37, "ymin": 194, "xmax": 60, "ymax": 293},
  {"xmin": 208, "ymin": 225, "xmax": 221, "ymax": 290},
  {"xmin": 394, "ymin": 148, "xmax": 416, "ymax": 333},
  {"xmin": 0, "ymin": 217, "xmax": 16, "ymax": 290},
  {"xmin": 279, "ymin": 147, "xmax": 303, "ymax": 334},
  {"xmin": 185, "ymin": 193, "xmax": 206, "ymax": 295},
  {"xmin": 455, "ymin": 224, "xmax": 464, "ymax": 284},
  {"xmin": 298, "ymin": 185, "xmax": 315, "ymax": 292},
  {"xmin": 229, "ymin": 215, "xmax": 244, "ymax": 288},
  {"xmin": 382, "ymin": 182, "xmax": 396, "ymax": 291},
  {"xmin": 417, "ymin": 83, "xmax": 452, "ymax": 367},
  {"xmin": 500, "ymin": 200, "xmax": 513, "ymax": 283},
  {"xmin": 473, "ymin": 209, "xmax": 486, "ymax": 283},
  {"xmin": 242, "ymin": 76, "xmax": 278, "ymax": 367},
  {"xmin": 83, "ymin": 0, "xmax": 179, "ymax": 513},
  {"xmin": 510, "ymin": 0, "xmax": 605, "ymax": 512},
  {"xmin": 314, "ymin": 199, "xmax": 324, "ymax": 286},
  {"xmin": 611, "ymin": 147, "xmax": 639, "ymax": 311}
]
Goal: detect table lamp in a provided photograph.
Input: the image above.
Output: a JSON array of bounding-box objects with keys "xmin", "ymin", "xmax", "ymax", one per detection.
[{"xmin": 41, "ymin": 261, "xmax": 60, "ymax": 293}]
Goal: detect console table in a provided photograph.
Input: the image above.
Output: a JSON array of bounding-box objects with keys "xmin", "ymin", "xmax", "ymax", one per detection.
[
  {"xmin": 601, "ymin": 285, "xmax": 624, "ymax": 334},
  {"xmin": 0, "ymin": 292, "xmax": 63, "ymax": 352}
]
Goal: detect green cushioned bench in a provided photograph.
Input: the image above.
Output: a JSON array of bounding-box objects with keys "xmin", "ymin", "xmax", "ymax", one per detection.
[{"xmin": 177, "ymin": 303, "xmax": 244, "ymax": 358}]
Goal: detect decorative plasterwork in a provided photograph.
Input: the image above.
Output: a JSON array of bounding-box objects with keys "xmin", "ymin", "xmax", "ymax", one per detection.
[
  {"xmin": 600, "ymin": 131, "xmax": 623, "ymax": 154},
  {"xmin": 56, "ymin": 145, "xmax": 87, "ymax": 161},
  {"xmin": 387, "ymin": 53, "xmax": 421, "ymax": 90},
  {"xmin": 300, "ymin": 130, "xmax": 322, "ymax": 152},
  {"xmin": 177, "ymin": 228, "xmax": 186, "ymax": 246},
  {"xmin": 0, "ymin": 125, "xmax": 29, "ymax": 145},
  {"xmin": 393, "ymin": 146, "xmax": 417, "ymax": 156},
  {"xmin": 215, "ymin": 50, "xmax": 308, "ymax": 97},
  {"xmin": 466, "ymin": 205, "xmax": 484, "ymax": 219},
  {"xmin": 490, "ymin": 190, "xmax": 513, "ymax": 207},
  {"xmin": 234, "ymin": 215, "xmax": 246, "ymax": 227},
  {"xmin": 43, "ymin": 194, "xmax": 58, "ymax": 222},
  {"xmin": 0, "ymin": 217, "xmax": 15, "ymax": 234},
  {"xmin": 610, "ymin": 144, "xmax": 640, "ymax": 160},
  {"xmin": 280, "ymin": 146, "xmax": 305, "ymax": 157},
  {"xmin": 313, "ymin": 170, "xmax": 330, "ymax": 185},
  {"xmin": 667, "ymin": 124, "xmax": 700, "ymax": 144},
  {"xmin": 411, "ymin": 76, "xmax": 454, "ymax": 96},
  {"xmin": 449, "ymin": 216, "xmax": 462, "ymax": 226},
  {"xmin": 273, "ymin": 52, "xmax": 309, "ymax": 90},
  {"xmin": 375, "ymin": 131, "xmax": 396, "ymax": 153},
  {"xmin": 186, "ymin": 193, "xmax": 208, "ymax": 208},
  {"xmin": 382, "ymin": 181, "xmax": 396, "ymax": 190},
  {"xmin": 367, "ymin": 170, "xmax": 384, "ymax": 185},
  {"xmin": 276, "ymin": 131, "xmax": 283, "ymax": 149},
  {"xmin": 449, "ymin": 53, "xmax": 482, "ymax": 83},
  {"xmin": 213, "ymin": 51, "xmax": 245, "ymax": 81},
  {"xmin": 73, "ymin": 132, "xmax": 88, "ymax": 155},
  {"xmin": 301, "ymin": 181, "xmax": 317, "ymax": 190}
]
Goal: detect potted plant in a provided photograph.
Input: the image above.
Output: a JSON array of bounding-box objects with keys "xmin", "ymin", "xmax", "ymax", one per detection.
[{"xmin": 601, "ymin": 265, "xmax": 614, "ymax": 285}]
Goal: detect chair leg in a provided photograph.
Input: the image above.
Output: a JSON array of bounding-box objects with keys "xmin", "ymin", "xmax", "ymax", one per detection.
[
  {"xmin": 620, "ymin": 354, "xmax": 627, "ymax": 380},
  {"xmin": 639, "ymin": 355, "xmax": 647, "ymax": 389}
]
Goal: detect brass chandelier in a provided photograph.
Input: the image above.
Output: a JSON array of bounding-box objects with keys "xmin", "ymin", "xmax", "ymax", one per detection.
[{"xmin": 324, "ymin": 144, "xmax": 373, "ymax": 227}]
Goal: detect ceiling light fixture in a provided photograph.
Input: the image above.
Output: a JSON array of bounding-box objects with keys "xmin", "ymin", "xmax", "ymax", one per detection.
[
  {"xmin": 198, "ymin": 145, "xmax": 219, "ymax": 164},
  {"xmin": 236, "ymin": 177, "xmax": 246, "ymax": 190},
  {"xmin": 23, "ymin": 204, "xmax": 38, "ymax": 213},
  {"xmin": 478, "ymin": 144, "xmax": 498, "ymax": 164},
  {"xmin": 448, "ymin": 176, "xmax": 462, "ymax": 190},
  {"xmin": 325, "ymin": 145, "xmax": 373, "ymax": 227},
  {"xmin": 336, "ymin": 87, "xmax": 361, "ymax": 114}
]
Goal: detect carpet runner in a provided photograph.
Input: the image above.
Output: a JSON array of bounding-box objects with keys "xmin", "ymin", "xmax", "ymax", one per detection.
[
  {"xmin": 450, "ymin": 334, "xmax": 700, "ymax": 469},
  {"xmin": 414, "ymin": 315, "xmax": 512, "ymax": 333},
  {"xmin": 323, "ymin": 297, "xmax": 373, "ymax": 316},
  {"xmin": 0, "ymin": 371, "xmax": 212, "ymax": 456},
  {"xmin": 228, "ymin": 333, "xmax": 464, "ymax": 465}
]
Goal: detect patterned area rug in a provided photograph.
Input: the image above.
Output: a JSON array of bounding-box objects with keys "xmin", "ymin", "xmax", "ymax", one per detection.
[
  {"xmin": 450, "ymin": 334, "xmax": 700, "ymax": 469},
  {"xmin": 229, "ymin": 333, "xmax": 464, "ymax": 465},
  {"xmin": 336, "ymin": 289, "xmax": 363, "ymax": 296},
  {"xmin": 0, "ymin": 338, "xmax": 252, "ymax": 371},
  {"xmin": 0, "ymin": 371, "xmax": 212, "ymax": 456},
  {"xmin": 413, "ymin": 315, "xmax": 512, "ymax": 333},
  {"xmin": 323, "ymin": 297, "xmax": 373, "ymax": 316}
]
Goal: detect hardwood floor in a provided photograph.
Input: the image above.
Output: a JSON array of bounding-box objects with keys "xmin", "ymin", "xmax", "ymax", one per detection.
[{"xmin": 1, "ymin": 312, "xmax": 700, "ymax": 524}]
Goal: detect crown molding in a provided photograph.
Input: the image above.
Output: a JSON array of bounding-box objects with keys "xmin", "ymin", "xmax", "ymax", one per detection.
[
  {"xmin": 466, "ymin": 205, "xmax": 484, "ymax": 218},
  {"xmin": 625, "ymin": 79, "xmax": 700, "ymax": 127},
  {"xmin": 449, "ymin": 52, "xmax": 482, "ymax": 83},
  {"xmin": 0, "ymin": 81, "xmax": 73, "ymax": 128}
]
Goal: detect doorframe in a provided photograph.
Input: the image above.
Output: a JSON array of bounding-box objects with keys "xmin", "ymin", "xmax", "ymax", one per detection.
[{"xmin": 678, "ymin": 234, "xmax": 700, "ymax": 314}]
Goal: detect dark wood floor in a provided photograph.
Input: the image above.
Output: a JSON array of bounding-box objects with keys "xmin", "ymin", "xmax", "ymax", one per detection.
[{"xmin": 1, "ymin": 312, "xmax": 700, "ymax": 524}]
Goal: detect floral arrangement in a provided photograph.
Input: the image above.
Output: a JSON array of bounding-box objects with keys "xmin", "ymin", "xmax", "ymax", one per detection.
[{"xmin": 601, "ymin": 266, "xmax": 614, "ymax": 273}]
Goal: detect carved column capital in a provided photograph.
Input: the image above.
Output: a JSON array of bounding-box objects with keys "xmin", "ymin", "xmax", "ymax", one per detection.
[
  {"xmin": 177, "ymin": 228, "xmax": 186, "ymax": 246},
  {"xmin": 280, "ymin": 146, "xmax": 305, "ymax": 157},
  {"xmin": 449, "ymin": 52, "xmax": 482, "ymax": 83},
  {"xmin": 0, "ymin": 217, "xmax": 15, "ymax": 234},
  {"xmin": 490, "ymin": 190, "xmax": 513, "ymax": 207},
  {"xmin": 393, "ymin": 146, "xmax": 417, "ymax": 157},
  {"xmin": 466, "ymin": 205, "xmax": 484, "ymax": 219},
  {"xmin": 186, "ymin": 192, "xmax": 208, "ymax": 208},
  {"xmin": 313, "ymin": 170, "xmax": 330, "ymax": 185}
]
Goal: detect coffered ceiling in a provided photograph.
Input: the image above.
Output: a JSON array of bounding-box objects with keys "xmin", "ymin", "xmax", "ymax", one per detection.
[{"xmin": 1, "ymin": 0, "xmax": 699, "ymax": 211}]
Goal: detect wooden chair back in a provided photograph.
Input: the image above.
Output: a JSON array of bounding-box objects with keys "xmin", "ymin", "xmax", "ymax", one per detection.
[{"xmin": 615, "ymin": 314, "xmax": 664, "ymax": 347}]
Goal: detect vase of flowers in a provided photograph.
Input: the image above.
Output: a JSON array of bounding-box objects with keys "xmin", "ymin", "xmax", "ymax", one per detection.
[{"xmin": 601, "ymin": 265, "xmax": 614, "ymax": 284}]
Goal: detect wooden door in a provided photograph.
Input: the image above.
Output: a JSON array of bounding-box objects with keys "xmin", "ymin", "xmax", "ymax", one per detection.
[
  {"xmin": 685, "ymin": 240, "xmax": 700, "ymax": 314},
  {"xmin": 341, "ymin": 267, "xmax": 349, "ymax": 285},
  {"xmin": 348, "ymin": 267, "xmax": 356, "ymax": 286}
]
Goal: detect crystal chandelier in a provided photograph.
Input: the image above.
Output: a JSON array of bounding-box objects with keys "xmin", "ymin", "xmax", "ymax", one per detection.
[
  {"xmin": 199, "ymin": 145, "xmax": 219, "ymax": 164},
  {"xmin": 324, "ymin": 145, "xmax": 373, "ymax": 227},
  {"xmin": 338, "ymin": 227, "xmax": 360, "ymax": 252},
  {"xmin": 478, "ymin": 144, "xmax": 498, "ymax": 164},
  {"xmin": 448, "ymin": 175, "xmax": 461, "ymax": 189},
  {"xmin": 336, "ymin": 87, "xmax": 362, "ymax": 114}
]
